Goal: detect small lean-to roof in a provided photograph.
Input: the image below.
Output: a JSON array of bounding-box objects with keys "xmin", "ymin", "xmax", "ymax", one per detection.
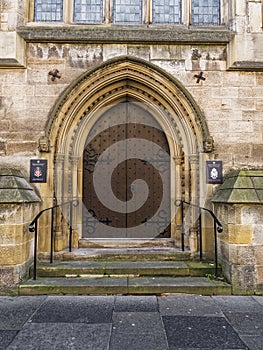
[
  {"xmin": 0, "ymin": 169, "xmax": 41, "ymax": 203},
  {"xmin": 212, "ymin": 170, "xmax": 263, "ymax": 204}
]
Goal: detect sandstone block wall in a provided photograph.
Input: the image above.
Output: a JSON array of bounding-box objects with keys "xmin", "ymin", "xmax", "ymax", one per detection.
[
  {"xmin": 215, "ymin": 203, "xmax": 263, "ymax": 294},
  {"xmin": 0, "ymin": 41, "xmax": 262, "ymax": 177}
]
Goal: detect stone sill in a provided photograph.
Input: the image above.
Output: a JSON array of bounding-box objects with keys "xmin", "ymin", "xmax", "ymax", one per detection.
[
  {"xmin": 17, "ymin": 25, "xmax": 234, "ymax": 44},
  {"xmin": 228, "ymin": 61, "xmax": 263, "ymax": 72},
  {"xmin": 0, "ymin": 59, "xmax": 26, "ymax": 69}
]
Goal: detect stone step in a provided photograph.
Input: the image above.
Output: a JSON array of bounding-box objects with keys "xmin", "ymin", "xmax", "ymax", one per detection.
[
  {"xmin": 39, "ymin": 248, "xmax": 192, "ymax": 262},
  {"xmin": 19, "ymin": 276, "xmax": 231, "ymax": 296},
  {"xmin": 30, "ymin": 261, "xmax": 218, "ymax": 278},
  {"xmin": 78, "ymin": 238, "xmax": 175, "ymax": 248}
]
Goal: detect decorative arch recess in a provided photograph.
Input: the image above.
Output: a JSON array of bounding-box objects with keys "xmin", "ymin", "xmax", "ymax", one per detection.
[
  {"xmin": 40, "ymin": 56, "xmax": 212, "ymax": 157},
  {"xmin": 39, "ymin": 56, "xmax": 213, "ymax": 243}
]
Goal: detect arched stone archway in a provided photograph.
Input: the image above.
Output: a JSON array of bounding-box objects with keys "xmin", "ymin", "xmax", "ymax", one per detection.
[{"xmin": 39, "ymin": 56, "xmax": 213, "ymax": 249}]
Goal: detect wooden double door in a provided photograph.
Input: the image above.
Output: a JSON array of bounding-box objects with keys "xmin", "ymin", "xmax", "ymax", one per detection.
[{"xmin": 82, "ymin": 102, "xmax": 171, "ymax": 239}]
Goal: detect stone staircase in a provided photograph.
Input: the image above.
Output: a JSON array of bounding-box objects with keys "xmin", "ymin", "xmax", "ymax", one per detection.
[{"xmin": 19, "ymin": 247, "xmax": 232, "ymax": 296}]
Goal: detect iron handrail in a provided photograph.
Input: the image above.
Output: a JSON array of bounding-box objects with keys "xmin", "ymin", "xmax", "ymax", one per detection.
[
  {"xmin": 29, "ymin": 199, "xmax": 79, "ymax": 280},
  {"xmin": 176, "ymin": 200, "xmax": 223, "ymax": 277}
]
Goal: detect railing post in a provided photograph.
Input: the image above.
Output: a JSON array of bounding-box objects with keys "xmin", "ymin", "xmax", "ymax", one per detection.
[
  {"xmin": 50, "ymin": 207, "xmax": 54, "ymax": 264},
  {"xmin": 69, "ymin": 201, "xmax": 73, "ymax": 252},
  {"xmin": 181, "ymin": 201, "xmax": 184, "ymax": 251},
  {"xmin": 214, "ymin": 218, "xmax": 218, "ymax": 277},
  {"xmin": 33, "ymin": 221, "xmax": 38, "ymax": 280},
  {"xmin": 199, "ymin": 208, "xmax": 203, "ymax": 261}
]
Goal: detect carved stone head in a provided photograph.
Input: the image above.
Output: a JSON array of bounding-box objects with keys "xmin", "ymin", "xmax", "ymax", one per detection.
[{"xmin": 203, "ymin": 136, "xmax": 214, "ymax": 153}]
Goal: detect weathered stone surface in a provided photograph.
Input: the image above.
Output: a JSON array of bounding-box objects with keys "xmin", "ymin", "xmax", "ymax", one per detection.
[
  {"xmin": 0, "ymin": 169, "xmax": 40, "ymax": 203},
  {"xmin": 253, "ymin": 225, "xmax": 263, "ymax": 245},
  {"xmin": 0, "ymin": 241, "xmax": 31, "ymax": 265},
  {"xmin": 231, "ymin": 265, "xmax": 256, "ymax": 294},
  {"xmin": 212, "ymin": 170, "xmax": 263, "ymax": 203},
  {"xmin": 228, "ymin": 224, "xmax": 252, "ymax": 244},
  {"xmin": 0, "ymin": 225, "xmax": 23, "ymax": 245},
  {"xmin": 0, "ymin": 260, "xmax": 31, "ymax": 285},
  {"xmin": 255, "ymin": 266, "xmax": 263, "ymax": 287},
  {"xmin": 17, "ymin": 26, "xmax": 234, "ymax": 44},
  {"xmin": 0, "ymin": 32, "xmax": 25, "ymax": 67},
  {"xmin": 214, "ymin": 196, "xmax": 263, "ymax": 293}
]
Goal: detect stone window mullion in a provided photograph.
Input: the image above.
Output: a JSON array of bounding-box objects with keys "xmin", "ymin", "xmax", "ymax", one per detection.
[
  {"xmin": 166, "ymin": 0, "xmax": 190, "ymax": 25},
  {"xmin": 142, "ymin": 0, "xmax": 149, "ymax": 24},
  {"xmin": 64, "ymin": 0, "xmax": 72, "ymax": 23}
]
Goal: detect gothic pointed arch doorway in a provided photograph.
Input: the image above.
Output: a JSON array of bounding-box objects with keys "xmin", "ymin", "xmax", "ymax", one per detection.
[{"xmin": 40, "ymin": 56, "xmax": 213, "ymax": 251}]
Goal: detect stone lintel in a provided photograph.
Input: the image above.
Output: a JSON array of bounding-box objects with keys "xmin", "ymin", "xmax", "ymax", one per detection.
[{"xmin": 17, "ymin": 25, "xmax": 234, "ymax": 44}]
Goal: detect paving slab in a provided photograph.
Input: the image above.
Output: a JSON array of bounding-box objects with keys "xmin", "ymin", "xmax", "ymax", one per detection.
[
  {"xmin": 0, "ymin": 295, "xmax": 262, "ymax": 350},
  {"xmin": 114, "ymin": 295, "xmax": 158, "ymax": 312},
  {"xmin": 109, "ymin": 332, "xmax": 168, "ymax": 350},
  {"xmin": 162, "ymin": 315, "xmax": 248, "ymax": 349},
  {"xmin": 224, "ymin": 312, "xmax": 263, "ymax": 336},
  {"xmin": 253, "ymin": 296, "xmax": 263, "ymax": 305},
  {"xmin": 6, "ymin": 323, "xmax": 111, "ymax": 350},
  {"xmin": 0, "ymin": 296, "xmax": 46, "ymax": 330},
  {"xmin": 0, "ymin": 331, "xmax": 18, "ymax": 350},
  {"xmin": 112, "ymin": 312, "xmax": 164, "ymax": 334},
  {"xmin": 212, "ymin": 295, "xmax": 261, "ymax": 313},
  {"xmin": 30, "ymin": 295, "xmax": 115, "ymax": 324},
  {"xmin": 239, "ymin": 335, "xmax": 263, "ymax": 350},
  {"xmin": 158, "ymin": 295, "xmax": 223, "ymax": 316}
]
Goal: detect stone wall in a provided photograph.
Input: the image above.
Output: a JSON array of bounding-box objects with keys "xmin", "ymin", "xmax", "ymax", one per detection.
[
  {"xmin": 0, "ymin": 169, "xmax": 40, "ymax": 292},
  {"xmin": 213, "ymin": 170, "xmax": 263, "ymax": 294},
  {"xmin": 1, "ymin": 39, "xmax": 262, "ymax": 174}
]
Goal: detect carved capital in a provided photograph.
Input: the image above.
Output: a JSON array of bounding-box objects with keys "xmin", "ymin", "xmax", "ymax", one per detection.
[
  {"xmin": 189, "ymin": 154, "xmax": 199, "ymax": 164},
  {"xmin": 69, "ymin": 156, "xmax": 80, "ymax": 166},
  {"xmin": 174, "ymin": 156, "xmax": 183, "ymax": 165}
]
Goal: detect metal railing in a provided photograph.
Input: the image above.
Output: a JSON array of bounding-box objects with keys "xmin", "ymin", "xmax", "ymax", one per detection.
[
  {"xmin": 176, "ymin": 200, "xmax": 223, "ymax": 277},
  {"xmin": 29, "ymin": 200, "xmax": 79, "ymax": 280}
]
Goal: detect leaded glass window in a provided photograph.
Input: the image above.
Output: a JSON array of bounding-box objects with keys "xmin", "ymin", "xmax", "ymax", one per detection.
[
  {"xmin": 34, "ymin": 0, "xmax": 63, "ymax": 22},
  {"xmin": 74, "ymin": 0, "xmax": 103, "ymax": 23},
  {"xmin": 192, "ymin": 0, "xmax": 220, "ymax": 25},
  {"xmin": 33, "ymin": 0, "xmax": 221, "ymax": 26},
  {"xmin": 113, "ymin": 0, "xmax": 142, "ymax": 24},
  {"xmin": 153, "ymin": 0, "xmax": 181, "ymax": 24}
]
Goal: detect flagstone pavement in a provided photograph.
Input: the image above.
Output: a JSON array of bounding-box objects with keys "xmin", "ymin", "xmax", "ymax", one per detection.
[{"xmin": 0, "ymin": 295, "xmax": 262, "ymax": 349}]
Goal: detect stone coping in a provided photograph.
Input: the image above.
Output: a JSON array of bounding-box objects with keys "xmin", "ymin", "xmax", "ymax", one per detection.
[
  {"xmin": 0, "ymin": 168, "xmax": 40, "ymax": 204},
  {"xmin": 17, "ymin": 25, "xmax": 234, "ymax": 44},
  {"xmin": 212, "ymin": 170, "xmax": 263, "ymax": 204},
  {"xmin": 228, "ymin": 61, "xmax": 263, "ymax": 72}
]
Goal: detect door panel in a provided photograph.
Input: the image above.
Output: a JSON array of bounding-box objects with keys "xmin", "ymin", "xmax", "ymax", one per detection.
[{"xmin": 82, "ymin": 102, "xmax": 171, "ymax": 239}]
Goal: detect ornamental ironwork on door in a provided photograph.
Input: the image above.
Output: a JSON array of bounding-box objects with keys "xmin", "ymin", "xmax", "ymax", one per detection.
[{"xmin": 82, "ymin": 101, "xmax": 171, "ymax": 239}]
